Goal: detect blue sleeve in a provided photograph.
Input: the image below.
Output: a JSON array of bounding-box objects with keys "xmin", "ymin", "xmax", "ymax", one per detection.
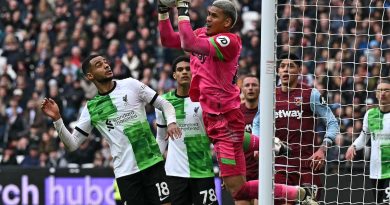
[
  {"xmin": 310, "ymin": 88, "xmax": 339, "ymax": 144},
  {"xmin": 251, "ymin": 106, "xmax": 260, "ymax": 136}
]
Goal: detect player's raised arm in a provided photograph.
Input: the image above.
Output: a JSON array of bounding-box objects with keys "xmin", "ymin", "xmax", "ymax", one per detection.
[
  {"xmin": 176, "ymin": 0, "xmax": 239, "ymax": 59},
  {"xmin": 41, "ymin": 98, "xmax": 89, "ymax": 151},
  {"xmin": 158, "ymin": 1, "xmax": 181, "ymax": 48},
  {"xmin": 176, "ymin": 0, "xmax": 210, "ymax": 55}
]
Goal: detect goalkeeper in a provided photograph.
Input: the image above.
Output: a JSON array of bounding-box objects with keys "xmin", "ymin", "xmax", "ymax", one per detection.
[
  {"xmin": 155, "ymin": 55, "xmax": 317, "ymax": 204},
  {"xmin": 346, "ymin": 78, "xmax": 390, "ymax": 204},
  {"xmin": 158, "ymin": 0, "xmax": 251, "ymax": 203}
]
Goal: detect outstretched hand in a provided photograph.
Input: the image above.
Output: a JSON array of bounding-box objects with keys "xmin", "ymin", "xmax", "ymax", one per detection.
[
  {"xmin": 176, "ymin": 0, "xmax": 190, "ymax": 17},
  {"xmin": 165, "ymin": 122, "xmax": 182, "ymax": 140},
  {"xmin": 41, "ymin": 98, "xmax": 61, "ymax": 121},
  {"xmin": 176, "ymin": 0, "xmax": 190, "ymax": 7},
  {"xmin": 253, "ymin": 151, "xmax": 259, "ymax": 160},
  {"xmin": 158, "ymin": 0, "xmax": 170, "ymax": 14},
  {"xmin": 274, "ymin": 137, "xmax": 290, "ymax": 156},
  {"xmin": 345, "ymin": 146, "xmax": 356, "ymax": 161},
  {"xmin": 309, "ymin": 148, "xmax": 326, "ymax": 171}
]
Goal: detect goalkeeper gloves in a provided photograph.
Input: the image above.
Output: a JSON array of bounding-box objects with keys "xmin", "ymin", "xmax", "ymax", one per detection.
[
  {"xmin": 274, "ymin": 137, "xmax": 291, "ymax": 156},
  {"xmin": 177, "ymin": 0, "xmax": 190, "ymax": 17},
  {"xmin": 158, "ymin": 0, "xmax": 170, "ymax": 14}
]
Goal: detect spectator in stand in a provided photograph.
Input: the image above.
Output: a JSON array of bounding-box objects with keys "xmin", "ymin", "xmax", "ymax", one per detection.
[
  {"xmin": 121, "ymin": 49, "xmax": 142, "ymax": 79},
  {"xmin": 39, "ymin": 152, "xmax": 49, "ymax": 167},
  {"xmin": 141, "ymin": 67, "xmax": 158, "ymax": 90},
  {"xmin": 20, "ymin": 144, "xmax": 40, "ymax": 167},
  {"xmin": 38, "ymin": 131, "xmax": 57, "ymax": 154},
  {"xmin": 0, "ymin": 147, "xmax": 18, "ymax": 165},
  {"xmin": 6, "ymin": 97, "xmax": 26, "ymax": 141},
  {"xmin": 62, "ymin": 76, "xmax": 85, "ymax": 124},
  {"xmin": 23, "ymin": 99, "xmax": 47, "ymax": 135},
  {"xmin": 47, "ymin": 149, "xmax": 68, "ymax": 168},
  {"xmin": 65, "ymin": 138, "xmax": 96, "ymax": 166}
]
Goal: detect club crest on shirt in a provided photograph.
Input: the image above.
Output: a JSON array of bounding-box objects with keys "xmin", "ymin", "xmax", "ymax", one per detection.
[
  {"xmin": 123, "ymin": 94, "xmax": 129, "ymax": 106},
  {"xmin": 194, "ymin": 106, "xmax": 199, "ymax": 113},
  {"xmin": 294, "ymin": 97, "xmax": 302, "ymax": 106},
  {"xmin": 193, "ymin": 106, "xmax": 200, "ymax": 117}
]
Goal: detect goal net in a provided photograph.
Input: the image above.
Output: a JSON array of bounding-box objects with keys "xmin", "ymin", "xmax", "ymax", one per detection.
[{"xmin": 268, "ymin": 0, "xmax": 390, "ymax": 204}]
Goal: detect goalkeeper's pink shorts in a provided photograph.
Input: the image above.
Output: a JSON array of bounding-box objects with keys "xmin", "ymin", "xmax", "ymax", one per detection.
[{"xmin": 202, "ymin": 108, "xmax": 246, "ymax": 177}]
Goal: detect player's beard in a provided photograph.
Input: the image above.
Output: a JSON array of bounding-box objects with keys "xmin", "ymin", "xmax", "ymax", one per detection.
[{"xmin": 97, "ymin": 76, "xmax": 113, "ymax": 83}]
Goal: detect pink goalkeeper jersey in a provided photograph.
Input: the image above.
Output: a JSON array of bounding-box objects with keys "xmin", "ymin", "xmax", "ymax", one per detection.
[{"xmin": 189, "ymin": 27, "xmax": 241, "ymax": 114}]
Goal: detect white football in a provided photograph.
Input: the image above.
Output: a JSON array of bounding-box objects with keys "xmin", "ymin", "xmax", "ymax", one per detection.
[{"xmin": 160, "ymin": 0, "xmax": 176, "ymax": 7}]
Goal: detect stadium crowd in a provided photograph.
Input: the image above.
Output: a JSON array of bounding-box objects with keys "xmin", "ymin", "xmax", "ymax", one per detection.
[
  {"xmin": 0, "ymin": 0, "xmax": 389, "ymax": 173},
  {"xmin": 275, "ymin": 0, "xmax": 390, "ymax": 164},
  {"xmin": 0, "ymin": 0, "xmax": 260, "ymax": 167}
]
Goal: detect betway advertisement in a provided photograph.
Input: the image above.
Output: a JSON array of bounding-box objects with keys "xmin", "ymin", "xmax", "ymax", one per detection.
[{"xmin": 0, "ymin": 167, "xmax": 115, "ymax": 205}]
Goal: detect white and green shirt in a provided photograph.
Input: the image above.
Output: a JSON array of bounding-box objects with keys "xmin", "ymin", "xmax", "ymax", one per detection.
[
  {"xmin": 353, "ymin": 107, "xmax": 390, "ymax": 179},
  {"xmin": 156, "ymin": 91, "xmax": 214, "ymax": 178},
  {"xmin": 75, "ymin": 78, "xmax": 163, "ymax": 178}
]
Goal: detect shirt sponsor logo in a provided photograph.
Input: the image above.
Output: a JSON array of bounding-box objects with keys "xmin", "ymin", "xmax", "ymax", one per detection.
[
  {"xmin": 275, "ymin": 110, "xmax": 303, "ymax": 119},
  {"xmin": 192, "ymin": 53, "xmax": 207, "ymax": 64},
  {"xmin": 216, "ymin": 36, "xmax": 230, "ymax": 47},
  {"xmin": 178, "ymin": 123, "xmax": 201, "ymax": 131},
  {"xmin": 111, "ymin": 111, "xmax": 138, "ymax": 126}
]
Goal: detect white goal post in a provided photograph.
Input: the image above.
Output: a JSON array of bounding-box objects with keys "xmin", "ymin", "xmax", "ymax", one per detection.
[
  {"xmin": 259, "ymin": 0, "xmax": 390, "ymax": 204},
  {"xmin": 259, "ymin": 0, "xmax": 276, "ymax": 204}
]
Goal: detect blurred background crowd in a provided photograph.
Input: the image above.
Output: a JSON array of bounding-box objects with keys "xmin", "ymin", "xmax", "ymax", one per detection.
[
  {"xmin": 275, "ymin": 0, "xmax": 390, "ymax": 168},
  {"xmin": 0, "ymin": 0, "xmax": 260, "ymax": 168},
  {"xmin": 0, "ymin": 0, "xmax": 389, "ymax": 172}
]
